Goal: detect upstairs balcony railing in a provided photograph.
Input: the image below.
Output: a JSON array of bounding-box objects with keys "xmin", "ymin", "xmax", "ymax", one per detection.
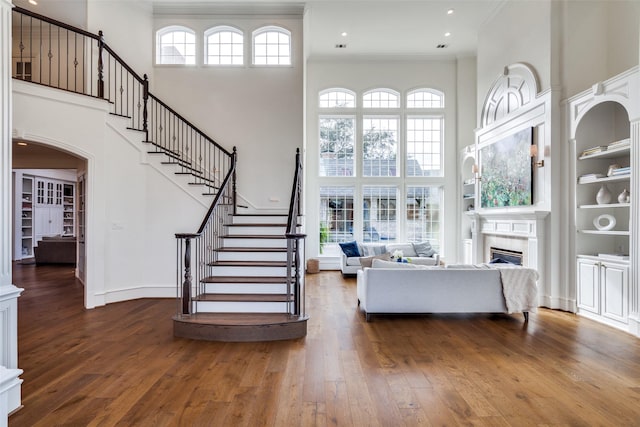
[{"xmin": 11, "ymin": 6, "xmax": 232, "ymax": 192}]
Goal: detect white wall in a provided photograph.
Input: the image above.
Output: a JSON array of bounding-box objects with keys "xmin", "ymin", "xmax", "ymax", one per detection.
[
  {"xmin": 477, "ymin": 0, "xmax": 551, "ymax": 120},
  {"xmin": 151, "ymin": 14, "xmax": 304, "ymax": 212},
  {"xmin": 12, "ymin": 81, "xmax": 207, "ymax": 308},
  {"xmin": 305, "ymin": 58, "xmax": 462, "ymax": 265},
  {"xmin": 560, "ymin": 0, "xmax": 640, "ymax": 99},
  {"xmin": 86, "ymin": 0, "xmax": 153, "ymax": 81}
]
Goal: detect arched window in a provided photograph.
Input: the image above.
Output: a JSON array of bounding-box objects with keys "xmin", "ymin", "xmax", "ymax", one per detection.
[
  {"xmin": 363, "ymin": 89, "xmax": 400, "ymax": 108},
  {"xmin": 319, "ymin": 89, "xmax": 356, "ymax": 108},
  {"xmin": 156, "ymin": 26, "xmax": 196, "ymax": 65},
  {"xmin": 253, "ymin": 26, "xmax": 291, "ymax": 65},
  {"xmin": 205, "ymin": 26, "xmax": 244, "ymax": 65},
  {"xmin": 407, "ymin": 89, "xmax": 444, "ymax": 108}
]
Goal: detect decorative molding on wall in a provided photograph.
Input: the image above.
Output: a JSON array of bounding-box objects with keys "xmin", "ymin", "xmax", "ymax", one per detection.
[{"xmin": 480, "ymin": 62, "xmax": 541, "ymax": 128}]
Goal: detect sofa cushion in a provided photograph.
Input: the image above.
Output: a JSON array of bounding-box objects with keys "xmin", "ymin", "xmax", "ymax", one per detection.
[
  {"xmin": 361, "ymin": 243, "xmax": 387, "ymax": 257},
  {"xmin": 412, "ymin": 241, "xmax": 435, "ymax": 257},
  {"xmin": 339, "ymin": 241, "xmax": 361, "ymax": 257},
  {"xmin": 385, "ymin": 243, "xmax": 417, "ymax": 257},
  {"xmin": 360, "ymin": 253, "xmax": 392, "ymax": 268}
]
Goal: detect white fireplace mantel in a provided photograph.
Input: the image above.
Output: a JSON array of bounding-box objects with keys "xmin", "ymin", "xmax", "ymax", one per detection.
[{"xmin": 477, "ymin": 210, "xmax": 549, "ymax": 239}]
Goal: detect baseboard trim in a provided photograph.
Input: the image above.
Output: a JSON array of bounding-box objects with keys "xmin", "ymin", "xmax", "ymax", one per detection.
[{"xmin": 101, "ymin": 285, "xmax": 175, "ymax": 304}]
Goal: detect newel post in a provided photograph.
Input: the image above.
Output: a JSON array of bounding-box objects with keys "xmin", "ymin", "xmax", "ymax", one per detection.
[
  {"xmin": 142, "ymin": 74, "xmax": 149, "ymax": 141},
  {"xmin": 97, "ymin": 30, "xmax": 105, "ymax": 99},
  {"xmin": 232, "ymin": 146, "xmax": 238, "ymax": 215},
  {"xmin": 181, "ymin": 237, "xmax": 192, "ymax": 315}
]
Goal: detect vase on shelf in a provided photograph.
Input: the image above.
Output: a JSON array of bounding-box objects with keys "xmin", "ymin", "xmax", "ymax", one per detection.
[
  {"xmin": 596, "ymin": 184, "xmax": 612, "ymax": 205},
  {"xmin": 618, "ymin": 188, "xmax": 630, "ymax": 204}
]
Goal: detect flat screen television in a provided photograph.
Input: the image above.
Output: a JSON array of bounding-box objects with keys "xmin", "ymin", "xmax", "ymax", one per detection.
[{"xmin": 479, "ymin": 127, "xmax": 533, "ymax": 208}]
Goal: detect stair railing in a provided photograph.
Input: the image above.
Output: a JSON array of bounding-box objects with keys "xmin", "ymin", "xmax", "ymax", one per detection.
[
  {"xmin": 11, "ymin": 6, "xmax": 234, "ymax": 194},
  {"xmin": 175, "ymin": 148, "xmax": 236, "ymax": 317},
  {"xmin": 285, "ymin": 148, "xmax": 306, "ymax": 317}
]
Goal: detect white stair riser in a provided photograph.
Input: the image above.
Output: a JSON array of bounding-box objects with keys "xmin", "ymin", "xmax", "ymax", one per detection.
[
  {"xmin": 232, "ymin": 216, "xmax": 287, "ymax": 225},
  {"xmin": 216, "ymin": 252, "xmax": 287, "ymax": 262},
  {"xmin": 194, "ymin": 301, "xmax": 292, "ymax": 313},
  {"xmin": 222, "ymin": 238, "xmax": 287, "ymax": 248},
  {"xmin": 209, "ymin": 266, "xmax": 291, "ymax": 276},
  {"xmin": 204, "ymin": 283, "xmax": 288, "ymax": 294},
  {"xmin": 226, "ymin": 226, "xmax": 286, "ymax": 236}
]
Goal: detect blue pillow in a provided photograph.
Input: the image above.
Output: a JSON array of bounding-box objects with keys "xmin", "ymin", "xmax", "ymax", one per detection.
[{"xmin": 339, "ymin": 241, "xmax": 361, "ymax": 257}]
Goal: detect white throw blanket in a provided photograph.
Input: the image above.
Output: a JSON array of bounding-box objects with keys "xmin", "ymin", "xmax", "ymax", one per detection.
[{"xmin": 491, "ymin": 265, "xmax": 539, "ymax": 313}]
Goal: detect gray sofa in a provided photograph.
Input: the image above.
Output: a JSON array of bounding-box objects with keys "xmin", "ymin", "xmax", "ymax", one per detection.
[{"xmin": 341, "ymin": 242, "xmax": 439, "ymax": 275}]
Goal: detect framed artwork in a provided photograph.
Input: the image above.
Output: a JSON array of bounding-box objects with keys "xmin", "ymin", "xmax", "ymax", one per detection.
[{"xmin": 480, "ymin": 127, "xmax": 533, "ymax": 208}]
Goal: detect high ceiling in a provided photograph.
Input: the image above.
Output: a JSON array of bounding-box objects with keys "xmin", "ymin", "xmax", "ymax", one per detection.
[{"xmin": 14, "ymin": 0, "xmax": 506, "ymax": 59}]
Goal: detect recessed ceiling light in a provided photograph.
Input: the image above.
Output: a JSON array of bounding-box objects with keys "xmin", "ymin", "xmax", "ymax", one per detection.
[
  {"xmin": 28, "ymin": 0, "xmax": 37, "ymax": 5},
  {"xmin": 341, "ymin": 32, "xmax": 348, "ymax": 37},
  {"xmin": 17, "ymin": 142, "xmax": 28, "ymax": 146},
  {"xmin": 444, "ymin": 32, "xmax": 451, "ymax": 37},
  {"xmin": 447, "ymin": 9, "xmax": 454, "ymax": 15}
]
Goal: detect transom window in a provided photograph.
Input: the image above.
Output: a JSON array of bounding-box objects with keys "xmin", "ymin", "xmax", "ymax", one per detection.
[
  {"xmin": 253, "ymin": 26, "xmax": 291, "ymax": 65},
  {"xmin": 205, "ymin": 26, "xmax": 244, "ymax": 65},
  {"xmin": 156, "ymin": 26, "xmax": 196, "ymax": 65},
  {"xmin": 319, "ymin": 89, "xmax": 356, "ymax": 108},
  {"xmin": 363, "ymin": 89, "xmax": 400, "ymax": 108},
  {"xmin": 407, "ymin": 89, "xmax": 444, "ymax": 108}
]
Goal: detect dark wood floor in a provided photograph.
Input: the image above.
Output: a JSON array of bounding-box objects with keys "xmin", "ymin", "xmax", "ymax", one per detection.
[{"xmin": 9, "ymin": 263, "xmax": 640, "ymax": 426}]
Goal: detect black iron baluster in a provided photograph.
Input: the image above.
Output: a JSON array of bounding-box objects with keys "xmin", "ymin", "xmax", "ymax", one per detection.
[{"xmin": 97, "ymin": 30, "xmax": 104, "ymax": 98}]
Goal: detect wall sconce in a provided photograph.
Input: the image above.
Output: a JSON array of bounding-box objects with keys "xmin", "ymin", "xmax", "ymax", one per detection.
[
  {"xmin": 471, "ymin": 163, "xmax": 481, "ymax": 181},
  {"xmin": 530, "ymin": 145, "xmax": 544, "ymax": 167}
]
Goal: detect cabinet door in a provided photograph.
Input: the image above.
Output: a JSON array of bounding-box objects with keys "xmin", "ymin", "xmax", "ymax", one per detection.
[
  {"xmin": 577, "ymin": 258, "xmax": 599, "ymax": 314},
  {"xmin": 601, "ymin": 262, "xmax": 628, "ymax": 324}
]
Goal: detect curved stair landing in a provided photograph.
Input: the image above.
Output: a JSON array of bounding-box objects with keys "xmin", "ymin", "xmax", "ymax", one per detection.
[{"xmin": 173, "ymin": 313, "xmax": 308, "ymax": 342}]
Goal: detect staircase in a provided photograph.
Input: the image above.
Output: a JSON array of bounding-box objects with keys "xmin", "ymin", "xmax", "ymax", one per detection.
[
  {"xmin": 173, "ymin": 213, "xmax": 308, "ymax": 342},
  {"xmin": 12, "ymin": 6, "xmax": 307, "ymax": 342}
]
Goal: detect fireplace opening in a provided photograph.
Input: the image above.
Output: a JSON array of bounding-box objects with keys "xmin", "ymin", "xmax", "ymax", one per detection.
[{"xmin": 490, "ymin": 247, "xmax": 523, "ymax": 265}]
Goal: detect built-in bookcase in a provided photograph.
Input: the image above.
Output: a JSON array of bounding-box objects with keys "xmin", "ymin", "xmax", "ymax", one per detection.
[{"xmin": 20, "ymin": 175, "xmax": 34, "ymax": 258}]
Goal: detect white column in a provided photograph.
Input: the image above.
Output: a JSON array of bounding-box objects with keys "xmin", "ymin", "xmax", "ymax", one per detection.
[
  {"xmin": 0, "ymin": 0, "xmax": 24, "ymax": 422},
  {"xmin": 629, "ymin": 119, "xmax": 640, "ymax": 336}
]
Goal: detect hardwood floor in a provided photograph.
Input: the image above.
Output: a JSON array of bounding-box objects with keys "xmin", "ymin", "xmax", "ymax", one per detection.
[{"xmin": 9, "ymin": 264, "xmax": 640, "ymax": 426}]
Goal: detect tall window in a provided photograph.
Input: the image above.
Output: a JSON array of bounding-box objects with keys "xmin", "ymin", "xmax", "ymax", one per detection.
[
  {"xmin": 406, "ymin": 116, "xmax": 443, "ymax": 177},
  {"xmin": 316, "ymin": 87, "xmax": 445, "ymax": 253},
  {"xmin": 363, "ymin": 186, "xmax": 398, "ymax": 242},
  {"xmin": 253, "ymin": 26, "xmax": 291, "ymax": 65},
  {"xmin": 406, "ymin": 186, "xmax": 441, "ymax": 250},
  {"xmin": 319, "ymin": 186, "xmax": 355, "ymax": 255},
  {"xmin": 156, "ymin": 26, "xmax": 196, "ymax": 65},
  {"xmin": 363, "ymin": 89, "xmax": 400, "ymax": 108},
  {"xmin": 205, "ymin": 26, "xmax": 243, "ymax": 65},
  {"xmin": 319, "ymin": 116, "xmax": 355, "ymax": 177},
  {"xmin": 362, "ymin": 117, "xmax": 398, "ymax": 177}
]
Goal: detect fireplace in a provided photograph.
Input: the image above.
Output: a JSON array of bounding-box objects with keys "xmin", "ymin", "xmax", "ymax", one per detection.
[{"xmin": 490, "ymin": 247, "xmax": 523, "ymax": 265}]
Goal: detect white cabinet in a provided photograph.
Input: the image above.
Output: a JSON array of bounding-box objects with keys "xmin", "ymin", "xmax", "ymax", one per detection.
[{"xmin": 577, "ymin": 256, "xmax": 628, "ymax": 328}]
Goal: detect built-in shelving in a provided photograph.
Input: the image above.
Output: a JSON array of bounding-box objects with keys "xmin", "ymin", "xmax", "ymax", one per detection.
[
  {"xmin": 20, "ymin": 175, "xmax": 34, "ymax": 258},
  {"xmin": 63, "ymin": 183, "xmax": 75, "ymax": 236},
  {"xmin": 571, "ymin": 85, "xmax": 633, "ymax": 330}
]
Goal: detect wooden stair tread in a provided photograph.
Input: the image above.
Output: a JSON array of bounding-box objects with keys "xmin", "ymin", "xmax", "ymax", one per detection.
[
  {"xmin": 209, "ymin": 261, "xmax": 287, "ymax": 267},
  {"xmin": 216, "ymin": 247, "xmax": 287, "ymax": 252},
  {"xmin": 195, "ymin": 293, "xmax": 291, "ymax": 302},
  {"xmin": 201, "ymin": 276, "xmax": 288, "ymax": 284},
  {"xmin": 173, "ymin": 312, "xmax": 308, "ymax": 326}
]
